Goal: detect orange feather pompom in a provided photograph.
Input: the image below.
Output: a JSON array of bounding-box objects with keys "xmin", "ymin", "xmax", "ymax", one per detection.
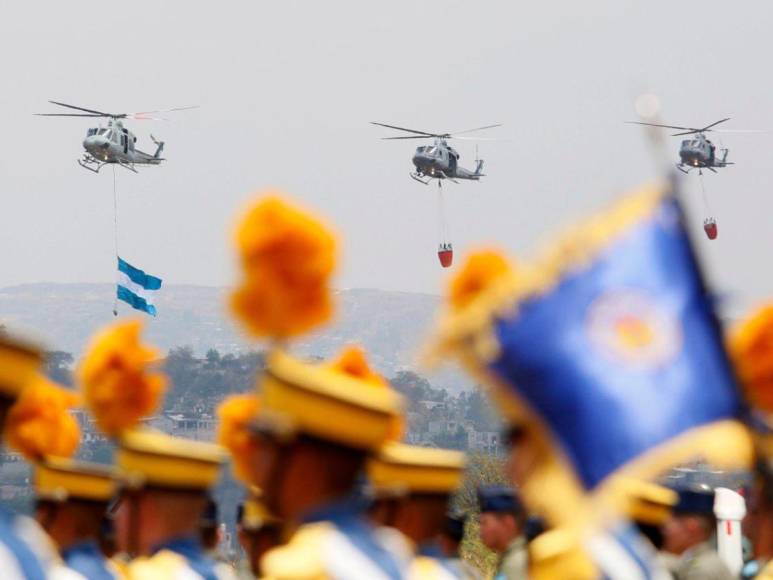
[
  {"xmin": 217, "ymin": 394, "xmax": 261, "ymax": 485},
  {"xmin": 447, "ymin": 248, "xmax": 513, "ymax": 311},
  {"xmin": 4, "ymin": 376, "xmax": 80, "ymax": 461},
  {"xmin": 77, "ymin": 319, "xmax": 167, "ymax": 437},
  {"xmin": 729, "ymin": 305, "xmax": 773, "ymax": 413},
  {"xmin": 230, "ymin": 194, "xmax": 337, "ymax": 339}
]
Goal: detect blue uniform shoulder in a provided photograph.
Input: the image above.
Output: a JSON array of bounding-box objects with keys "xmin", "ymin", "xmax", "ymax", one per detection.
[
  {"xmin": 0, "ymin": 508, "xmax": 47, "ymax": 580},
  {"xmin": 63, "ymin": 541, "xmax": 116, "ymax": 580}
]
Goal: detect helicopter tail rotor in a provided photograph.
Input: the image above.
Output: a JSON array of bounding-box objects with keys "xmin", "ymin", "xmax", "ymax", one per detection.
[{"xmin": 150, "ymin": 135, "xmax": 165, "ymax": 159}]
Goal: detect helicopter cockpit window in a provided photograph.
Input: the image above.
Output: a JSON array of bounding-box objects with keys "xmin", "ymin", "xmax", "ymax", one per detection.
[
  {"xmin": 97, "ymin": 128, "xmax": 109, "ymax": 136},
  {"xmin": 427, "ymin": 147, "xmax": 438, "ymax": 157},
  {"xmin": 87, "ymin": 128, "xmax": 97, "ymax": 137}
]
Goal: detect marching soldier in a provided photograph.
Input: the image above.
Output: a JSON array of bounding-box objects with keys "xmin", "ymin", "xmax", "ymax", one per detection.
[
  {"xmin": 662, "ymin": 487, "xmax": 733, "ymax": 580},
  {"xmin": 367, "ymin": 441, "xmax": 467, "ymax": 579},
  {"xmin": 247, "ymin": 348, "xmax": 411, "ymax": 579},
  {"xmin": 200, "ymin": 498, "xmax": 238, "ymax": 580},
  {"xmin": 110, "ymin": 429, "xmax": 234, "ymax": 579},
  {"xmin": 477, "ymin": 486, "xmax": 527, "ymax": 580},
  {"xmin": 235, "ymin": 495, "xmax": 282, "ymax": 578},
  {"xmin": 33, "ymin": 458, "xmax": 122, "ymax": 579},
  {"xmin": 0, "ymin": 332, "xmax": 51, "ymax": 579}
]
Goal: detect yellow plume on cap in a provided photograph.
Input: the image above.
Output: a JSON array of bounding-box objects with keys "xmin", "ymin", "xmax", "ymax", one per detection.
[
  {"xmin": 78, "ymin": 319, "xmax": 167, "ymax": 437},
  {"xmin": 327, "ymin": 345, "xmax": 388, "ymax": 388},
  {"xmin": 448, "ymin": 248, "xmax": 513, "ymax": 311},
  {"xmin": 328, "ymin": 345, "xmax": 403, "ymax": 441},
  {"xmin": 4, "ymin": 375, "xmax": 80, "ymax": 462},
  {"xmin": 230, "ymin": 194, "xmax": 337, "ymax": 339},
  {"xmin": 217, "ymin": 393, "xmax": 261, "ymax": 485},
  {"xmin": 728, "ymin": 304, "xmax": 773, "ymax": 413}
]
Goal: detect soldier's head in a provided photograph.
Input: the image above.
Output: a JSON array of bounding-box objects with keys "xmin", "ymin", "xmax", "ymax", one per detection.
[
  {"xmin": 250, "ymin": 350, "xmax": 404, "ymax": 523},
  {"xmin": 744, "ymin": 459, "xmax": 773, "ymax": 558},
  {"xmin": 662, "ymin": 487, "xmax": 716, "ymax": 555},
  {"xmin": 32, "ymin": 457, "xmax": 117, "ymax": 551},
  {"xmin": 367, "ymin": 443, "xmax": 465, "ymax": 546},
  {"xmin": 113, "ymin": 430, "xmax": 224, "ymax": 556},
  {"xmin": 478, "ymin": 485, "xmax": 525, "ymax": 553},
  {"xmin": 438, "ymin": 511, "xmax": 466, "ymax": 558},
  {"xmin": 236, "ymin": 496, "xmax": 282, "ymax": 576},
  {"xmin": 199, "ymin": 496, "xmax": 220, "ymax": 551},
  {"xmin": 619, "ymin": 478, "xmax": 678, "ymax": 551}
]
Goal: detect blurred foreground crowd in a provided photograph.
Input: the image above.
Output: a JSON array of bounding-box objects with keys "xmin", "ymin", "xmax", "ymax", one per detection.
[{"xmin": 2, "ymin": 185, "xmax": 773, "ymax": 579}]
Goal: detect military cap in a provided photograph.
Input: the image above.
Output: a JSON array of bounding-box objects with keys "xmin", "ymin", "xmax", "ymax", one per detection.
[
  {"xmin": 672, "ymin": 487, "xmax": 715, "ymax": 515},
  {"xmin": 478, "ymin": 485, "xmax": 523, "ymax": 514},
  {"xmin": 618, "ymin": 478, "xmax": 678, "ymax": 525},
  {"xmin": 117, "ymin": 429, "xmax": 225, "ymax": 491},
  {"xmin": 0, "ymin": 331, "xmax": 43, "ymax": 398},
  {"xmin": 35, "ymin": 456, "xmax": 117, "ymax": 502},
  {"xmin": 256, "ymin": 350, "xmax": 404, "ymax": 451},
  {"xmin": 367, "ymin": 442, "xmax": 465, "ymax": 494}
]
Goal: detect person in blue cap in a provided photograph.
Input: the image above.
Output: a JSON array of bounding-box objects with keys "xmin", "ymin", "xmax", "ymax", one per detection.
[
  {"xmin": 662, "ymin": 486, "xmax": 733, "ymax": 580},
  {"xmin": 477, "ymin": 486, "xmax": 527, "ymax": 580}
]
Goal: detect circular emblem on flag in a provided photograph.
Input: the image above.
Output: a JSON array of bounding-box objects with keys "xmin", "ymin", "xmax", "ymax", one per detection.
[{"xmin": 586, "ymin": 290, "xmax": 682, "ymax": 370}]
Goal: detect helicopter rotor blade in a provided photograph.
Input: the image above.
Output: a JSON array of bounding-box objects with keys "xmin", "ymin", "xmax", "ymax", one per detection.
[
  {"xmin": 130, "ymin": 106, "xmax": 199, "ymax": 119},
  {"xmin": 34, "ymin": 113, "xmax": 105, "ymax": 117},
  {"xmin": 47, "ymin": 101, "xmax": 117, "ymax": 117},
  {"xmin": 370, "ymin": 122, "xmax": 439, "ymax": 137},
  {"xmin": 712, "ymin": 129, "xmax": 770, "ymax": 134},
  {"xmin": 699, "ymin": 118, "xmax": 731, "ymax": 132},
  {"xmin": 626, "ymin": 121, "xmax": 701, "ymax": 132},
  {"xmin": 452, "ymin": 136, "xmax": 503, "ymax": 141},
  {"xmin": 381, "ymin": 135, "xmax": 435, "ymax": 140},
  {"xmin": 449, "ymin": 123, "xmax": 503, "ymax": 136}
]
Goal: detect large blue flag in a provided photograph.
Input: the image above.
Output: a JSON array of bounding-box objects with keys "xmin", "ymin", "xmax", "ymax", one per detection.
[
  {"xmin": 432, "ymin": 185, "xmax": 751, "ymax": 523},
  {"xmin": 117, "ymin": 257, "xmax": 162, "ymax": 316}
]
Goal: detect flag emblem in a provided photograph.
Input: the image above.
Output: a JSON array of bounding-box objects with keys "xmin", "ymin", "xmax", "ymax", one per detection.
[{"xmin": 587, "ymin": 290, "xmax": 682, "ymax": 371}]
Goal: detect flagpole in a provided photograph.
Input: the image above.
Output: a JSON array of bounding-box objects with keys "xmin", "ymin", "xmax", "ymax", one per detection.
[{"xmin": 112, "ymin": 165, "xmax": 119, "ymax": 316}]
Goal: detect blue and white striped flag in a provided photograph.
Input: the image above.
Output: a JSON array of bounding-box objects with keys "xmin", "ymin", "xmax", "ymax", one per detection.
[{"xmin": 117, "ymin": 257, "xmax": 162, "ymax": 316}]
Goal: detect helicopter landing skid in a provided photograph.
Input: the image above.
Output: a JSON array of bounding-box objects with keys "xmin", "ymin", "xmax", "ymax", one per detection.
[
  {"xmin": 78, "ymin": 156, "xmax": 138, "ymax": 174},
  {"xmin": 410, "ymin": 172, "xmax": 431, "ymax": 185},
  {"xmin": 78, "ymin": 156, "xmax": 106, "ymax": 173}
]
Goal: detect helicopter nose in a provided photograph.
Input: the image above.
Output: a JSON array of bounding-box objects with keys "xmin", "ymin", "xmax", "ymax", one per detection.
[{"xmin": 84, "ymin": 135, "xmax": 109, "ymax": 151}]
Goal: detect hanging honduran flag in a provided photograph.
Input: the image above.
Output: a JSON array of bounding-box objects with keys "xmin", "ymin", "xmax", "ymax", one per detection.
[{"xmin": 117, "ymin": 257, "xmax": 162, "ymax": 316}]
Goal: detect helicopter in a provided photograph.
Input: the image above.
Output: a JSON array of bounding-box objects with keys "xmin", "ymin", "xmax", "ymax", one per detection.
[
  {"xmin": 627, "ymin": 118, "xmax": 734, "ymax": 174},
  {"xmin": 371, "ymin": 122, "xmax": 501, "ymax": 184},
  {"xmin": 35, "ymin": 101, "xmax": 197, "ymax": 173}
]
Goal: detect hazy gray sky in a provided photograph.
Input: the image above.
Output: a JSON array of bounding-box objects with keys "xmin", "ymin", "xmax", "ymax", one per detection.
[{"xmin": 2, "ymin": 1, "xmax": 772, "ymax": 311}]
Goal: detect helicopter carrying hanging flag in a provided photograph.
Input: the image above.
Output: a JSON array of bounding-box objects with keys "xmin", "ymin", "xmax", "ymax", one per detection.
[{"xmin": 35, "ymin": 100, "xmax": 198, "ymax": 173}]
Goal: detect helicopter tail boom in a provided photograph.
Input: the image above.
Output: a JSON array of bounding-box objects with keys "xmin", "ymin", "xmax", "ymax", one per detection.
[{"xmin": 150, "ymin": 135, "xmax": 165, "ymax": 158}]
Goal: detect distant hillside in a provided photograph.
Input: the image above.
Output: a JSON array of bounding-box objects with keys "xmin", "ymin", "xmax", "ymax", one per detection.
[{"xmin": 0, "ymin": 283, "xmax": 470, "ymax": 392}]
